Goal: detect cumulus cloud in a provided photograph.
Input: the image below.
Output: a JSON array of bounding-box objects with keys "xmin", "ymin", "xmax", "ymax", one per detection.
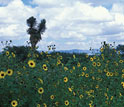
[{"xmin": 0, "ymin": 0, "xmax": 124, "ymax": 51}]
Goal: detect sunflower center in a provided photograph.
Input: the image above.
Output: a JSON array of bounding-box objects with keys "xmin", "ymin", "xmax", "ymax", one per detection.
[
  {"xmin": 30, "ymin": 63, "xmax": 33, "ymax": 65},
  {"xmin": 13, "ymin": 103, "xmax": 15, "ymax": 105},
  {"xmin": 1, "ymin": 74, "xmax": 4, "ymax": 76},
  {"xmin": 8, "ymin": 71, "xmax": 10, "ymax": 73}
]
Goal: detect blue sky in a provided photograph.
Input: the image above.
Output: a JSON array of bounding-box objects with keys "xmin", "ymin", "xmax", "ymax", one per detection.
[{"xmin": 0, "ymin": 0, "xmax": 124, "ymax": 51}]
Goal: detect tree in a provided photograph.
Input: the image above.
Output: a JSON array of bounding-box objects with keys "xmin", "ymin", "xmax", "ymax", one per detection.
[{"xmin": 26, "ymin": 16, "xmax": 46, "ymax": 50}]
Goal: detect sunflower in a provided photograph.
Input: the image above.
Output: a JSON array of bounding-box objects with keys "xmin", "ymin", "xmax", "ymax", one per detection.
[
  {"xmin": 64, "ymin": 77, "xmax": 68, "ymax": 82},
  {"xmin": 11, "ymin": 100, "xmax": 18, "ymax": 107},
  {"xmin": 122, "ymin": 69, "xmax": 124, "ymax": 73},
  {"xmin": 73, "ymin": 55, "xmax": 76, "ymax": 59},
  {"xmin": 60, "ymin": 56, "xmax": 62, "ymax": 60},
  {"xmin": 97, "ymin": 62, "xmax": 101, "ymax": 67},
  {"xmin": 55, "ymin": 102, "xmax": 59, "ymax": 106},
  {"xmin": 96, "ymin": 85, "xmax": 99, "ymax": 88},
  {"xmin": 122, "ymin": 74, "xmax": 124, "ymax": 78},
  {"xmin": 90, "ymin": 57, "xmax": 93, "ymax": 61},
  {"xmin": 38, "ymin": 87, "xmax": 44, "ymax": 94},
  {"xmin": 65, "ymin": 100, "xmax": 69, "ymax": 106},
  {"xmin": 118, "ymin": 51, "xmax": 120, "ymax": 54},
  {"xmin": 43, "ymin": 103, "xmax": 47, "ymax": 107},
  {"xmin": 110, "ymin": 72, "xmax": 113, "ymax": 76},
  {"xmin": 37, "ymin": 104, "xmax": 40, "ymax": 107},
  {"xmin": 64, "ymin": 67, "xmax": 68, "ymax": 71},
  {"xmin": 106, "ymin": 72, "xmax": 110, "ymax": 77},
  {"xmin": 57, "ymin": 60, "xmax": 61, "ymax": 65},
  {"xmin": 92, "ymin": 62, "xmax": 96, "ymax": 67},
  {"xmin": 68, "ymin": 87, "xmax": 72, "ymax": 92},
  {"xmin": 86, "ymin": 54, "xmax": 89, "ymax": 58},
  {"xmin": 6, "ymin": 69, "xmax": 13, "ymax": 76},
  {"xmin": 92, "ymin": 76, "xmax": 95, "ymax": 80},
  {"xmin": 82, "ymin": 72, "xmax": 85, "ymax": 76},
  {"xmin": 12, "ymin": 52, "xmax": 15, "ymax": 58},
  {"xmin": 43, "ymin": 64, "xmax": 48, "ymax": 71},
  {"xmin": 104, "ymin": 69, "xmax": 107, "ymax": 72},
  {"xmin": 100, "ymin": 48, "xmax": 104, "ymax": 52},
  {"xmin": 6, "ymin": 51, "xmax": 9, "ymax": 56},
  {"xmin": 119, "ymin": 60, "xmax": 123, "ymax": 63},
  {"xmin": 79, "ymin": 94, "xmax": 83, "ymax": 99},
  {"xmin": 28, "ymin": 60, "xmax": 36, "ymax": 68},
  {"xmin": 77, "ymin": 62, "xmax": 81, "ymax": 67},
  {"xmin": 93, "ymin": 56, "xmax": 96, "ymax": 60},
  {"xmin": 83, "ymin": 67, "xmax": 87, "ymax": 71},
  {"xmin": 72, "ymin": 66, "xmax": 75, "ymax": 70},
  {"xmin": 70, "ymin": 70, "xmax": 73, "ymax": 73},
  {"xmin": 85, "ymin": 73, "xmax": 89, "ymax": 77},
  {"xmin": 50, "ymin": 95, "xmax": 54, "ymax": 100},
  {"xmin": 0, "ymin": 71, "xmax": 6, "ymax": 79}
]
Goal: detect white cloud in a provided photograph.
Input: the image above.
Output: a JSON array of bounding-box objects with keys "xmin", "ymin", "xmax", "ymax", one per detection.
[
  {"xmin": 0, "ymin": 0, "xmax": 37, "ymax": 39},
  {"xmin": 0, "ymin": 0, "xmax": 124, "ymax": 52}
]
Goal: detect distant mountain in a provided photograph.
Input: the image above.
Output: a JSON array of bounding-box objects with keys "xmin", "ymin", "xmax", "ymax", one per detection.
[{"xmin": 38, "ymin": 49, "xmax": 101, "ymax": 55}]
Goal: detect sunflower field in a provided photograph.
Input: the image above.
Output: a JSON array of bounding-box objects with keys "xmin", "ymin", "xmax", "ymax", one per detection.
[{"xmin": 0, "ymin": 42, "xmax": 124, "ymax": 107}]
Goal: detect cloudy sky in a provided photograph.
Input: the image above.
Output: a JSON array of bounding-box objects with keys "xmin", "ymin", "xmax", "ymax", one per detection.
[{"xmin": 0, "ymin": 0, "xmax": 124, "ymax": 51}]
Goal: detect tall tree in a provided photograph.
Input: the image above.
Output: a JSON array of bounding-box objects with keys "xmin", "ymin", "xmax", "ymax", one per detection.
[{"xmin": 27, "ymin": 16, "xmax": 46, "ymax": 50}]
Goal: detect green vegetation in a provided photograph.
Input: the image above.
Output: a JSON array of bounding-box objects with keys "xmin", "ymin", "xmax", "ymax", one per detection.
[{"xmin": 0, "ymin": 41, "xmax": 124, "ymax": 107}]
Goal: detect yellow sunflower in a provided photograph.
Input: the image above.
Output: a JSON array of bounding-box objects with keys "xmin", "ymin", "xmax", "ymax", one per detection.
[
  {"xmin": 37, "ymin": 104, "xmax": 40, "ymax": 107},
  {"xmin": 68, "ymin": 87, "xmax": 72, "ymax": 92},
  {"xmin": 50, "ymin": 95, "xmax": 55, "ymax": 100},
  {"xmin": 90, "ymin": 57, "xmax": 93, "ymax": 61},
  {"xmin": 65, "ymin": 100, "xmax": 69, "ymax": 106},
  {"xmin": 122, "ymin": 74, "xmax": 124, "ymax": 78},
  {"xmin": 85, "ymin": 73, "xmax": 89, "ymax": 77},
  {"xmin": 12, "ymin": 52, "xmax": 16, "ymax": 58},
  {"xmin": 97, "ymin": 62, "xmax": 101, "ymax": 67},
  {"xmin": 57, "ymin": 60, "xmax": 61, "ymax": 65},
  {"xmin": 73, "ymin": 55, "xmax": 76, "ymax": 59},
  {"xmin": 96, "ymin": 85, "xmax": 99, "ymax": 88},
  {"xmin": 43, "ymin": 64, "xmax": 48, "ymax": 71},
  {"xmin": 83, "ymin": 67, "xmax": 87, "ymax": 71},
  {"xmin": 70, "ymin": 70, "xmax": 73, "ymax": 73},
  {"xmin": 118, "ymin": 51, "xmax": 120, "ymax": 54},
  {"xmin": 100, "ymin": 48, "xmax": 104, "ymax": 52},
  {"xmin": 55, "ymin": 102, "xmax": 59, "ymax": 106},
  {"xmin": 72, "ymin": 66, "xmax": 75, "ymax": 70},
  {"xmin": 93, "ymin": 56, "xmax": 96, "ymax": 60},
  {"xmin": 86, "ymin": 54, "xmax": 89, "ymax": 58},
  {"xmin": 82, "ymin": 72, "xmax": 85, "ymax": 76},
  {"xmin": 119, "ymin": 60, "xmax": 123, "ymax": 63},
  {"xmin": 0, "ymin": 71, "xmax": 6, "ymax": 79},
  {"xmin": 64, "ymin": 77, "xmax": 68, "ymax": 82},
  {"xmin": 79, "ymin": 94, "xmax": 83, "ymax": 99},
  {"xmin": 110, "ymin": 72, "xmax": 113, "ymax": 76},
  {"xmin": 92, "ymin": 62, "xmax": 96, "ymax": 67},
  {"xmin": 122, "ymin": 69, "xmax": 124, "ymax": 73},
  {"xmin": 6, "ymin": 51, "xmax": 9, "ymax": 56},
  {"xmin": 6, "ymin": 69, "xmax": 13, "ymax": 76},
  {"xmin": 38, "ymin": 87, "xmax": 44, "ymax": 94},
  {"xmin": 106, "ymin": 72, "xmax": 110, "ymax": 77},
  {"xmin": 11, "ymin": 100, "xmax": 18, "ymax": 107},
  {"xmin": 64, "ymin": 67, "xmax": 68, "ymax": 71},
  {"xmin": 77, "ymin": 62, "xmax": 81, "ymax": 67},
  {"xmin": 43, "ymin": 103, "xmax": 47, "ymax": 107},
  {"xmin": 28, "ymin": 60, "xmax": 36, "ymax": 68}
]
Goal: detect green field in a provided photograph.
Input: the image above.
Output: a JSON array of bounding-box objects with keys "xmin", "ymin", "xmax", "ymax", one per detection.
[{"xmin": 0, "ymin": 43, "xmax": 124, "ymax": 107}]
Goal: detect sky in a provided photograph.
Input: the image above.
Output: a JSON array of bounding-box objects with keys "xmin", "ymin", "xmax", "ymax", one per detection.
[{"xmin": 0, "ymin": 0, "xmax": 124, "ymax": 51}]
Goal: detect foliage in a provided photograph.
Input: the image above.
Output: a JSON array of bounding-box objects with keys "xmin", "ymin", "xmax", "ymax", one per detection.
[{"xmin": 0, "ymin": 41, "xmax": 124, "ymax": 107}]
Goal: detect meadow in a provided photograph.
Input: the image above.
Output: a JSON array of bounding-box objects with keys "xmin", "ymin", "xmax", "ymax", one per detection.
[{"xmin": 0, "ymin": 42, "xmax": 124, "ymax": 107}]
